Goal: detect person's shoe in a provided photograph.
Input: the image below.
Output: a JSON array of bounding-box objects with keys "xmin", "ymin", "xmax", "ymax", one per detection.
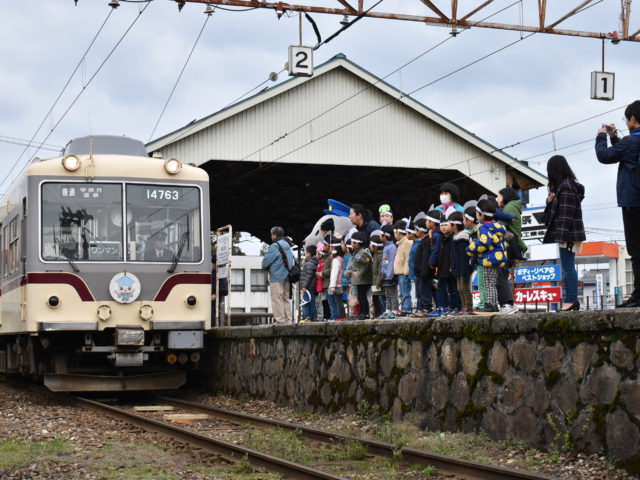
[
  {"xmin": 476, "ymin": 303, "xmax": 498, "ymax": 313},
  {"xmin": 447, "ymin": 308, "xmax": 460, "ymax": 316},
  {"xmin": 336, "ymin": 317, "xmax": 346, "ymax": 322},
  {"xmin": 458, "ymin": 307, "xmax": 476, "ymax": 316},
  {"xmin": 409, "ymin": 310, "xmax": 423, "ymax": 318},
  {"xmin": 427, "ymin": 308, "xmax": 444, "ymax": 317},
  {"xmin": 499, "ymin": 304, "xmax": 519, "ymax": 315},
  {"xmin": 616, "ymin": 297, "xmax": 640, "ymax": 308}
]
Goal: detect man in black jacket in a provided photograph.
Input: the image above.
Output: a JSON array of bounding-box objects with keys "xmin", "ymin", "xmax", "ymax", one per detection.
[{"xmin": 596, "ymin": 100, "xmax": 640, "ymax": 307}]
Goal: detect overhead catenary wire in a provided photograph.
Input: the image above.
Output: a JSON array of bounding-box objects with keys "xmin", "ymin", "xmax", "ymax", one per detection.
[
  {"xmin": 2, "ymin": 7, "xmax": 114, "ymax": 192},
  {"xmin": 0, "ymin": 135, "xmax": 62, "ymax": 152},
  {"xmin": 157, "ymin": 0, "xmax": 523, "ymax": 148},
  {"xmin": 148, "ymin": 12, "xmax": 212, "ymax": 143},
  {"xmin": 0, "ymin": 2, "xmax": 152, "ymax": 200}
]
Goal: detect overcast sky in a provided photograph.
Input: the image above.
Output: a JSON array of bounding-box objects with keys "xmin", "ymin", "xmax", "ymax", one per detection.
[{"xmin": 2, "ymin": 0, "xmax": 639, "ymax": 247}]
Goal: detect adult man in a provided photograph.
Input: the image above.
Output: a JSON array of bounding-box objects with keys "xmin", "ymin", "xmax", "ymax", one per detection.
[
  {"xmin": 145, "ymin": 232, "xmax": 173, "ymax": 261},
  {"xmin": 262, "ymin": 226, "xmax": 295, "ymax": 323},
  {"xmin": 595, "ymin": 100, "xmax": 640, "ymax": 307}
]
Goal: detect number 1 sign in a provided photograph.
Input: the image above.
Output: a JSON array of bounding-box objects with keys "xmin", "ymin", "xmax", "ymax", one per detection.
[
  {"xmin": 591, "ymin": 71, "xmax": 615, "ymax": 100},
  {"xmin": 288, "ymin": 46, "xmax": 313, "ymax": 77}
]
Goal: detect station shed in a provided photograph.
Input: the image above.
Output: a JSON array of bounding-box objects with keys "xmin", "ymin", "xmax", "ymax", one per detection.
[{"xmin": 147, "ymin": 53, "xmax": 546, "ymax": 242}]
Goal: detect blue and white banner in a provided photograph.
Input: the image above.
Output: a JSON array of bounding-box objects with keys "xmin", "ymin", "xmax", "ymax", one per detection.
[{"xmin": 514, "ymin": 265, "xmax": 561, "ymax": 283}]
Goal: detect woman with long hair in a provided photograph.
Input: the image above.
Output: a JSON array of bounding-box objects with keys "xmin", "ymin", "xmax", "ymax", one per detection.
[{"xmin": 542, "ymin": 155, "xmax": 586, "ymax": 311}]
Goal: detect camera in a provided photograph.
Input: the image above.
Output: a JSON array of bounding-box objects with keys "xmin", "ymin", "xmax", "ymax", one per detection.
[{"xmin": 603, "ymin": 123, "xmax": 615, "ymax": 135}]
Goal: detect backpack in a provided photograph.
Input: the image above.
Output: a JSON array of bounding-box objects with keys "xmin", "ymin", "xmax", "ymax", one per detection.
[{"xmin": 277, "ymin": 241, "xmax": 300, "ymax": 283}]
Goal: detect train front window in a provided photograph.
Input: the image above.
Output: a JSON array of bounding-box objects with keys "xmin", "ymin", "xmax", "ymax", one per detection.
[
  {"xmin": 126, "ymin": 184, "xmax": 202, "ymax": 263},
  {"xmin": 41, "ymin": 183, "xmax": 123, "ymax": 261}
]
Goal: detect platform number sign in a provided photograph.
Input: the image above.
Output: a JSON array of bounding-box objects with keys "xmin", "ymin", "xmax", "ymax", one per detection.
[
  {"xmin": 591, "ymin": 71, "xmax": 615, "ymax": 101},
  {"xmin": 288, "ymin": 46, "xmax": 313, "ymax": 77}
]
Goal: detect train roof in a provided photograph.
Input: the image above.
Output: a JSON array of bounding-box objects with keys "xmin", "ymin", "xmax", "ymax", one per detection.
[{"xmin": 63, "ymin": 135, "xmax": 148, "ymax": 157}]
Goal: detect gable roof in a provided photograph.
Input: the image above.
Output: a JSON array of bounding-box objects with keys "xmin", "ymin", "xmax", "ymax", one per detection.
[{"xmin": 147, "ymin": 53, "xmax": 546, "ymax": 188}]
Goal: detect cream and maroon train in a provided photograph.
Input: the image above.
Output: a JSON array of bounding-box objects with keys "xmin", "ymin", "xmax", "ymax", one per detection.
[{"xmin": 0, "ymin": 135, "xmax": 211, "ymax": 391}]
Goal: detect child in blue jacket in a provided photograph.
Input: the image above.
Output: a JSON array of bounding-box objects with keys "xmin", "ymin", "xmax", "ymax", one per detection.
[
  {"xmin": 380, "ymin": 225, "xmax": 399, "ymax": 318},
  {"xmin": 425, "ymin": 210, "xmax": 445, "ymax": 317}
]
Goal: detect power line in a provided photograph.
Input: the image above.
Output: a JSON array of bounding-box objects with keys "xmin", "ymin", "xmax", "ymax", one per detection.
[
  {"xmin": 148, "ymin": 11, "xmax": 212, "ymax": 143},
  {"xmin": 2, "ymin": 7, "xmax": 114, "ymax": 192},
  {"xmin": 0, "ymin": 2, "xmax": 151, "ymax": 199},
  {"xmin": 0, "ymin": 135, "xmax": 62, "ymax": 151}
]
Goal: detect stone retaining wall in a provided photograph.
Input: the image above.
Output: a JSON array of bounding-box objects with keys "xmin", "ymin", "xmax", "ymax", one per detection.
[{"xmin": 206, "ymin": 311, "xmax": 640, "ymax": 470}]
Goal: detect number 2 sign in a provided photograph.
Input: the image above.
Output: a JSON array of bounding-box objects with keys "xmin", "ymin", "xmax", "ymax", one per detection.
[
  {"xmin": 288, "ymin": 46, "xmax": 313, "ymax": 77},
  {"xmin": 590, "ymin": 71, "xmax": 615, "ymax": 101}
]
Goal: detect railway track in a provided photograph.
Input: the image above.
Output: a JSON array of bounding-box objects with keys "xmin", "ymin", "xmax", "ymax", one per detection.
[{"xmin": 152, "ymin": 395, "xmax": 562, "ymax": 480}]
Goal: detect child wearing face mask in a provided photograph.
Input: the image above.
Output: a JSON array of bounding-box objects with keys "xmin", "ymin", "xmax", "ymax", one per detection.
[{"xmin": 436, "ymin": 183, "xmax": 465, "ymax": 215}]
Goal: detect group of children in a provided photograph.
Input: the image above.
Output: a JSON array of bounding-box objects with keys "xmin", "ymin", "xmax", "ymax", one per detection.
[{"xmin": 299, "ymin": 183, "xmax": 525, "ymax": 321}]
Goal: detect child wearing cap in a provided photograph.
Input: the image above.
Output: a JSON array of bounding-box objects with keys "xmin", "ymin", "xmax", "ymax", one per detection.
[
  {"xmin": 407, "ymin": 219, "xmax": 420, "ymax": 311},
  {"xmin": 380, "ymin": 225, "xmax": 399, "ymax": 318},
  {"xmin": 315, "ymin": 244, "xmax": 329, "ymax": 321},
  {"xmin": 341, "ymin": 239, "xmax": 356, "ymax": 318},
  {"xmin": 450, "ymin": 211, "xmax": 474, "ymax": 315},
  {"xmin": 393, "ymin": 219, "xmax": 413, "ymax": 316},
  {"xmin": 438, "ymin": 215, "xmax": 462, "ymax": 315},
  {"xmin": 328, "ymin": 235, "xmax": 346, "ymax": 321},
  {"xmin": 412, "ymin": 217, "xmax": 433, "ymax": 316},
  {"xmin": 370, "ymin": 234, "xmax": 386, "ymax": 318},
  {"xmin": 379, "ymin": 204, "xmax": 394, "ymax": 226},
  {"xmin": 466, "ymin": 198, "xmax": 508, "ymax": 313},
  {"xmin": 321, "ymin": 235, "xmax": 335, "ymax": 319},
  {"xmin": 425, "ymin": 210, "xmax": 446, "ymax": 317},
  {"xmin": 300, "ymin": 245, "xmax": 319, "ymax": 321},
  {"xmin": 349, "ymin": 231, "xmax": 373, "ymax": 320}
]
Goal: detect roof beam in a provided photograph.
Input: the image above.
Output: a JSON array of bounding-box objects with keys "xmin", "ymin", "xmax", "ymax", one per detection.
[
  {"xmin": 181, "ymin": 1, "xmax": 639, "ymax": 42},
  {"xmin": 336, "ymin": 0, "xmax": 357, "ymax": 13},
  {"xmin": 460, "ymin": 0, "xmax": 494, "ymax": 22},
  {"xmin": 544, "ymin": 0, "xmax": 594, "ymax": 30},
  {"xmin": 418, "ymin": 0, "xmax": 448, "ymax": 20}
]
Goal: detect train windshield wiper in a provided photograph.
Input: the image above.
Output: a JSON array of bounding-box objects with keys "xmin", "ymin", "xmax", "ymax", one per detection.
[
  {"xmin": 55, "ymin": 238, "xmax": 80, "ymax": 273},
  {"xmin": 167, "ymin": 230, "xmax": 189, "ymax": 274}
]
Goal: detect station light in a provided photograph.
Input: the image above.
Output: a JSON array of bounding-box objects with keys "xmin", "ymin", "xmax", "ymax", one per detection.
[
  {"xmin": 164, "ymin": 157, "xmax": 182, "ymax": 175},
  {"xmin": 62, "ymin": 155, "xmax": 81, "ymax": 171}
]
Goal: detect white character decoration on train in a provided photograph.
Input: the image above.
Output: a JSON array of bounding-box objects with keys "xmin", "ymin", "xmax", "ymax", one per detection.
[
  {"xmin": 109, "ymin": 272, "xmax": 141, "ymax": 304},
  {"xmin": 303, "ymin": 199, "xmax": 354, "ymax": 248}
]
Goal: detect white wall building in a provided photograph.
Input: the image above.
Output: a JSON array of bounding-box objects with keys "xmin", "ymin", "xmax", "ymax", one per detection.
[{"xmin": 226, "ymin": 255, "xmax": 271, "ymax": 314}]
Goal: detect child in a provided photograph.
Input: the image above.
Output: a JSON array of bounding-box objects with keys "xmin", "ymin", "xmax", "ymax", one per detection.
[
  {"xmin": 349, "ymin": 231, "xmax": 373, "ymax": 320},
  {"xmin": 450, "ymin": 211, "xmax": 474, "ymax": 315},
  {"xmin": 370, "ymin": 233, "xmax": 386, "ymax": 318},
  {"xmin": 438, "ymin": 213, "xmax": 462, "ymax": 315},
  {"xmin": 393, "ymin": 219, "xmax": 413, "ymax": 316},
  {"xmin": 315, "ymin": 243, "xmax": 328, "ymax": 321},
  {"xmin": 436, "ymin": 183, "xmax": 465, "ymax": 214},
  {"xmin": 412, "ymin": 217, "xmax": 433, "ymax": 316},
  {"xmin": 466, "ymin": 198, "xmax": 508, "ymax": 313},
  {"xmin": 300, "ymin": 245, "xmax": 319, "ymax": 321},
  {"xmin": 321, "ymin": 235, "xmax": 335, "ymax": 319},
  {"xmin": 380, "ymin": 225, "xmax": 399, "ymax": 318},
  {"xmin": 407, "ymin": 219, "xmax": 420, "ymax": 313},
  {"xmin": 425, "ymin": 210, "xmax": 445, "ymax": 317},
  {"xmin": 328, "ymin": 234, "xmax": 346, "ymax": 321},
  {"xmin": 342, "ymin": 239, "xmax": 356, "ymax": 318}
]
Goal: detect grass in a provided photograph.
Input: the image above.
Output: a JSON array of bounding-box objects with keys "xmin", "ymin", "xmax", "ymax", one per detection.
[
  {"xmin": 242, "ymin": 426, "xmax": 368, "ymax": 464},
  {"xmin": 0, "ymin": 439, "xmax": 70, "ymax": 468}
]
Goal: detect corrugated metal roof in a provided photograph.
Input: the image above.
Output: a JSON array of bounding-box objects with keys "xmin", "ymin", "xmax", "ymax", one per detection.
[{"xmin": 147, "ymin": 53, "xmax": 546, "ymax": 190}]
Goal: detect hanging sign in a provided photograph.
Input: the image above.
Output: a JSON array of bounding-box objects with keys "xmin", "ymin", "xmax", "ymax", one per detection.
[
  {"xmin": 591, "ymin": 71, "xmax": 615, "ymax": 101},
  {"xmin": 288, "ymin": 46, "xmax": 314, "ymax": 77}
]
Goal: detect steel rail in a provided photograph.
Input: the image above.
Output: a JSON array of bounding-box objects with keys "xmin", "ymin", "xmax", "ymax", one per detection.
[
  {"xmin": 72, "ymin": 395, "xmax": 348, "ymax": 480},
  {"xmin": 156, "ymin": 395, "xmax": 561, "ymax": 480}
]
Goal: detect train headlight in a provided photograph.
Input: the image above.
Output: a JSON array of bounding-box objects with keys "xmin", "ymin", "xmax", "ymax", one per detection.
[
  {"xmin": 62, "ymin": 155, "xmax": 81, "ymax": 171},
  {"xmin": 139, "ymin": 304, "xmax": 153, "ymax": 321},
  {"xmin": 167, "ymin": 353, "xmax": 177, "ymax": 364},
  {"xmin": 185, "ymin": 296, "xmax": 197, "ymax": 307},
  {"xmin": 164, "ymin": 157, "xmax": 182, "ymax": 174},
  {"xmin": 48, "ymin": 296, "xmax": 60, "ymax": 308}
]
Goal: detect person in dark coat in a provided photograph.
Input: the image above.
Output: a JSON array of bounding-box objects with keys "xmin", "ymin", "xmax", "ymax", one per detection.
[
  {"xmin": 426, "ymin": 210, "xmax": 445, "ymax": 317},
  {"xmin": 300, "ymin": 245, "xmax": 319, "ymax": 321},
  {"xmin": 542, "ymin": 155, "xmax": 586, "ymax": 311},
  {"xmin": 449, "ymin": 212, "xmax": 474, "ymax": 315},
  {"xmin": 412, "ymin": 218, "xmax": 433, "ymax": 315},
  {"xmin": 349, "ymin": 204, "xmax": 381, "ymax": 248},
  {"xmin": 595, "ymin": 100, "xmax": 640, "ymax": 307},
  {"xmin": 145, "ymin": 231, "xmax": 174, "ymax": 261}
]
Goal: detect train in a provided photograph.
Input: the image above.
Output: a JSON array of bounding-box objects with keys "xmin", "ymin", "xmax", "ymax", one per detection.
[{"xmin": 0, "ymin": 135, "xmax": 211, "ymax": 391}]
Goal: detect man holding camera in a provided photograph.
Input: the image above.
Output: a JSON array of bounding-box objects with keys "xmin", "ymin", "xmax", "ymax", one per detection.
[{"xmin": 595, "ymin": 100, "xmax": 640, "ymax": 307}]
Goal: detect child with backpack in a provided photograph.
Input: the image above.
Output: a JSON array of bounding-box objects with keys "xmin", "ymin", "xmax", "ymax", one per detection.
[{"xmin": 349, "ymin": 231, "xmax": 373, "ymax": 320}]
